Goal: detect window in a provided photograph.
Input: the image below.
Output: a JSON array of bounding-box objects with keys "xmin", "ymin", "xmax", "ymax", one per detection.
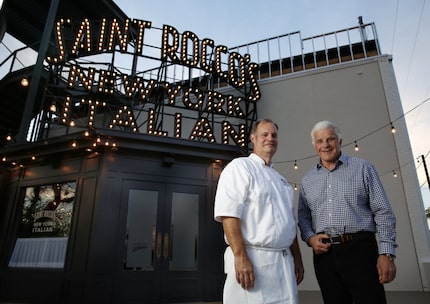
[{"xmin": 8, "ymin": 182, "xmax": 76, "ymax": 268}]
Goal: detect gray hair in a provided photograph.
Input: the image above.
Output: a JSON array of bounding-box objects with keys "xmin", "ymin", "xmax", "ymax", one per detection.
[{"xmin": 311, "ymin": 120, "xmax": 342, "ymax": 144}]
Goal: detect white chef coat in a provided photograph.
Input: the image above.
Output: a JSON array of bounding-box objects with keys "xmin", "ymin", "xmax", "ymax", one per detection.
[
  {"xmin": 214, "ymin": 153, "xmax": 298, "ymax": 304},
  {"xmin": 214, "ymin": 153, "xmax": 297, "ymax": 248}
]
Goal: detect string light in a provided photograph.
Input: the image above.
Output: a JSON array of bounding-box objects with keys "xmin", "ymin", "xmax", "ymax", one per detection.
[
  {"xmin": 4, "ymin": 19, "xmax": 429, "ymax": 182},
  {"xmin": 354, "ymin": 141, "xmax": 359, "ymax": 151},
  {"xmin": 0, "ymin": 129, "xmax": 122, "ymax": 168},
  {"xmin": 20, "ymin": 77, "xmax": 29, "ymax": 87},
  {"xmin": 391, "ymin": 123, "xmax": 396, "ymax": 134},
  {"xmin": 49, "ymin": 102, "xmax": 57, "ymax": 112},
  {"xmin": 393, "ymin": 170, "xmax": 397, "ymax": 178},
  {"xmin": 294, "ymin": 160, "xmax": 298, "ymax": 170},
  {"xmin": 276, "ymin": 96, "xmax": 430, "ymax": 168}
]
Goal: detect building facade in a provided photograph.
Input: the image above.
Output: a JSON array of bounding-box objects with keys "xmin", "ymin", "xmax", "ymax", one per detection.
[{"xmin": 0, "ymin": 0, "xmax": 429, "ymax": 303}]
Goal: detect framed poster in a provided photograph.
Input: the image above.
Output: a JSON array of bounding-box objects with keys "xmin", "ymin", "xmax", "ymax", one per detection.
[{"xmin": 9, "ymin": 181, "xmax": 76, "ymax": 268}]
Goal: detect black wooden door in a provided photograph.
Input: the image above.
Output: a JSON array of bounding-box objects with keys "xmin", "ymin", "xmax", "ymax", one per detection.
[{"xmin": 114, "ymin": 180, "xmax": 206, "ymax": 303}]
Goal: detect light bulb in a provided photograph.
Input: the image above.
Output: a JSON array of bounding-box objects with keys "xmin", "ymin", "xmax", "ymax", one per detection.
[{"xmin": 21, "ymin": 77, "xmax": 29, "ymax": 87}]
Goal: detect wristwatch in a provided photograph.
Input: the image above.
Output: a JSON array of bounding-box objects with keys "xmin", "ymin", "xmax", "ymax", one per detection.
[{"xmin": 381, "ymin": 253, "xmax": 396, "ymax": 261}]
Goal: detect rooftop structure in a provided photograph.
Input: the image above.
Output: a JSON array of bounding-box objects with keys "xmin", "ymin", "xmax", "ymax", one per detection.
[{"xmin": 0, "ymin": 0, "xmax": 380, "ymax": 152}]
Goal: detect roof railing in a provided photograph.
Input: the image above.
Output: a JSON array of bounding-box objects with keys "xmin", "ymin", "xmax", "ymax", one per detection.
[{"xmin": 226, "ymin": 22, "xmax": 381, "ymax": 82}]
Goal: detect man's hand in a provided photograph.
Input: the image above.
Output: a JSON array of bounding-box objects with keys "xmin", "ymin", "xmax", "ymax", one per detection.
[
  {"xmin": 234, "ymin": 253, "xmax": 255, "ymax": 289},
  {"xmin": 221, "ymin": 216, "xmax": 255, "ymax": 290},
  {"xmin": 291, "ymin": 237, "xmax": 304, "ymax": 284},
  {"xmin": 377, "ymin": 255, "xmax": 396, "ymax": 284},
  {"xmin": 308, "ymin": 234, "xmax": 331, "ymax": 254},
  {"xmin": 294, "ymin": 259, "xmax": 304, "ymax": 285}
]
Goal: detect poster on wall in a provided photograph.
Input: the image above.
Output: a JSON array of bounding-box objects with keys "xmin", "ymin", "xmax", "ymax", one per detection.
[
  {"xmin": 9, "ymin": 181, "xmax": 76, "ymax": 268},
  {"xmin": 18, "ymin": 182, "xmax": 76, "ymax": 238}
]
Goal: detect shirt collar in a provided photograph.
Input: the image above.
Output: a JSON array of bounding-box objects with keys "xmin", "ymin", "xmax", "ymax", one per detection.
[
  {"xmin": 316, "ymin": 152, "xmax": 347, "ymax": 170},
  {"xmin": 250, "ymin": 153, "xmax": 274, "ymax": 168}
]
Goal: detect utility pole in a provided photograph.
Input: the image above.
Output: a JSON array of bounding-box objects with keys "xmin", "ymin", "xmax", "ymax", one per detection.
[{"xmin": 418, "ymin": 155, "xmax": 430, "ymax": 192}]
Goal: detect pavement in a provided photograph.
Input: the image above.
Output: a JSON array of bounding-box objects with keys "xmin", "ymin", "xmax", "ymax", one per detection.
[
  {"xmin": 299, "ymin": 290, "xmax": 430, "ymax": 303},
  {"xmin": 1, "ymin": 290, "xmax": 429, "ymax": 303},
  {"xmin": 177, "ymin": 290, "xmax": 430, "ymax": 304}
]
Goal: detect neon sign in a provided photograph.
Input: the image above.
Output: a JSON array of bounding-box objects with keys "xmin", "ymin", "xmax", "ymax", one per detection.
[{"xmin": 46, "ymin": 18, "xmax": 261, "ymax": 148}]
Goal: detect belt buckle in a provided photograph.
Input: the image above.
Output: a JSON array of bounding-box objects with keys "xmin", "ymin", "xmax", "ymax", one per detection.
[{"xmin": 329, "ymin": 235, "xmax": 342, "ymax": 245}]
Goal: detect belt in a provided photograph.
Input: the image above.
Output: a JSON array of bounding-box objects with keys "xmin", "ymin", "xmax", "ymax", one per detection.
[
  {"xmin": 320, "ymin": 231, "xmax": 375, "ymax": 245},
  {"xmin": 246, "ymin": 244, "xmax": 290, "ymax": 256}
]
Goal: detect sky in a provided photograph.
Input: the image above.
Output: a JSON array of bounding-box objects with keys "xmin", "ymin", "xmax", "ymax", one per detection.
[{"xmin": 113, "ymin": 0, "xmax": 430, "ymax": 208}]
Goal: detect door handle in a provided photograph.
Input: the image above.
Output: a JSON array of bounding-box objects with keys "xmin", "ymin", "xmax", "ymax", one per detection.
[
  {"xmin": 163, "ymin": 232, "xmax": 169, "ymax": 259},
  {"xmin": 156, "ymin": 232, "xmax": 162, "ymax": 259}
]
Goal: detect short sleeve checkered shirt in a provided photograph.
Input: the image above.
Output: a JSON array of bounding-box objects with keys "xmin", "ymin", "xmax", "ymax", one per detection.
[{"xmin": 298, "ymin": 153, "xmax": 397, "ymax": 255}]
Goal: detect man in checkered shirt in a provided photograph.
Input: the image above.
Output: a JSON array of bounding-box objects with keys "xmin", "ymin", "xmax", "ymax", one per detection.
[{"xmin": 298, "ymin": 120, "xmax": 397, "ymax": 304}]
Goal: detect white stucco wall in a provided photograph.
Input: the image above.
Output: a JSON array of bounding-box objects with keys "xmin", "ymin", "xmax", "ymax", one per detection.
[{"xmin": 251, "ymin": 55, "xmax": 430, "ymax": 291}]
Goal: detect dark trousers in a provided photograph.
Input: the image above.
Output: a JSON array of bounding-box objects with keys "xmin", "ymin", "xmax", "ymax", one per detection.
[{"xmin": 313, "ymin": 237, "xmax": 387, "ymax": 304}]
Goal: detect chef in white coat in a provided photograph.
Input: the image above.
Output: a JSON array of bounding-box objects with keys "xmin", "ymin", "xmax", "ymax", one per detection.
[{"xmin": 214, "ymin": 118, "xmax": 304, "ymax": 304}]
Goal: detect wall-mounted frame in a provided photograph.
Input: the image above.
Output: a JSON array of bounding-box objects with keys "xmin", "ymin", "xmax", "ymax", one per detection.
[{"xmin": 8, "ymin": 181, "xmax": 76, "ymax": 268}]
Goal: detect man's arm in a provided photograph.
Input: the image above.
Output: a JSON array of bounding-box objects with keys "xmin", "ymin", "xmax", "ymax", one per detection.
[
  {"xmin": 221, "ymin": 216, "xmax": 255, "ymax": 290},
  {"xmin": 290, "ymin": 236, "xmax": 304, "ymax": 284},
  {"xmin": 365, "ymin": 164, "xmax": 397, "ymax": 283}
]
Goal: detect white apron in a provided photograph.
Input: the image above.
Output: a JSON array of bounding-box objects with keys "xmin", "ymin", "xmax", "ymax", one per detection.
[{"xmin": 223, "ymin": 246, "xmax": 298, "ymax": 304}]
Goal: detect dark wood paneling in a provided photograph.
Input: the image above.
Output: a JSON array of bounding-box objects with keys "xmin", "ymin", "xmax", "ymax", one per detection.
[{"xmin": 0, "ymin": 148, "xmax": 231, "ymax": 303}]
